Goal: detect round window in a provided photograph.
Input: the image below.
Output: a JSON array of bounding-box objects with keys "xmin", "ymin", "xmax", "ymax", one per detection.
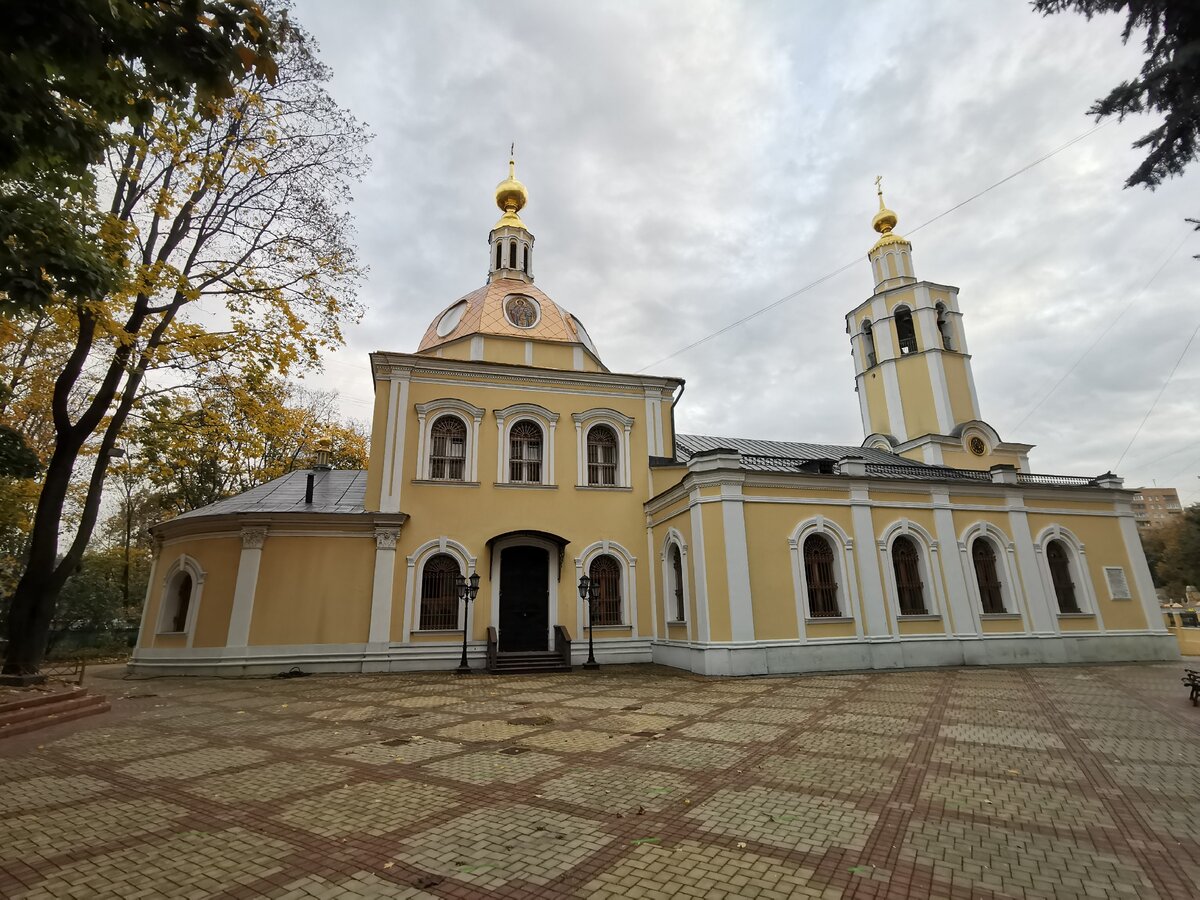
[
  {"xmin": 436, "ymin": 300, "xmax": 467, "ymax": 337},
  {"xmin": 504, "ymin": 295, "xmax": 539, "ymax": 328},
  {"xmin": 968, "ymin": 436, "xmax": 986, "ymax": 456}
]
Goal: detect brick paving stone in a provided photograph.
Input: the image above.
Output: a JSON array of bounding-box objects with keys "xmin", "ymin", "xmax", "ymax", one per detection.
[
  {"xmin": 2, "ymin": 661, "xmax": 1193, "ymax": 899},
  {"xmin": 420, "ymin": 749, "xmax": 563, "ymax": 785},
  {"xmin": 579, "ymin": 838, "xmax": 836, "ymax": 900},
  {"xmin": 11, "ymin": 827, "xmax": 296, "ymax": 900},
  {"xmin": 396, "ymin": 803, "xmax": 611, "ymax": 891},
  {"xmin": 276, "ymin": 778, "xmax": 457, "ymax": 838},
  {"xmin": 687, "ymin": 785, "xmax": 878, "ymax": 853},
  {"xmin": 537, "ymin": 764, "xmax": 691, "ymax": 812}
]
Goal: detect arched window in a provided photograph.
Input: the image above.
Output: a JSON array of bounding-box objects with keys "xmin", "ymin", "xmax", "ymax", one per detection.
[
  {"xmin": 1047, "ymin": 540, "xmax": 1080, "ymax": 613},
  {"xmin": 522, "ymin": 245, "xmax": 530, "ymax": 274},
  {"xmin": 972, "ymin": 538, "xmax": 1005, "ymax": 614},
  {"xmin": 508, "ymin": 240, "xmax": 517, "ymax": 268},
  {"xmin": 803, "ymin": 534, "xmax": 840, "ymax": 617},
  {"xmin": 892, "ymin": 536, "xmax": 926, "ymax": 615},
  {"xmin": 862, "ymin": 320, "xmax": 877, "ymax": 367},
  {"xmin": 495, "ymin": 242, "xmax": 502, "ymax": 270},
  {"xmin": 895, "ymin": 306, "xmax": 918, "ymax": 355},
  {"xmin": 509, "ymin": 420, "xmax": 543, "ymax": 483},
  {"xmin": 171, "ymin": 573, "xmax": 192, "ymax": 632},
  {"xmin": 429, "ymin": 415, "xmax": 467, "ymax": 481},
  {"xmin": 935, "ymin": 302, "xmax": 953, "ymax": 350},
  {"xmin": 589, "ymin": 554, "xmax": 622, "ymax": 626},
  {"xmin": 670, "ymin": 544, "xmax": 685, "ymax": 622},
  {"xmin": 586, "ymin": 425, "xmax": 618, "ymax": 486},
  {"xmin": 419, "ymin": 554, "xmax": 461, "ymax": 630}
]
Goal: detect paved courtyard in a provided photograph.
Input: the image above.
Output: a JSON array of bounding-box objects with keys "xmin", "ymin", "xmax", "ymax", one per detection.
[{"xmin": 1, "ymin": 662, "xmax": 1198, "ymax": 899}]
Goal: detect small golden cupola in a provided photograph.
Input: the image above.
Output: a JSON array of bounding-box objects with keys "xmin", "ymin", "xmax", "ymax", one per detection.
[
  {"xmin": 488, "ymin": 151, "xmax": 535, "ymax": 284},
  {"xmin": 868, "ymin": 176, "xmax": 915, "ymax": 292}
]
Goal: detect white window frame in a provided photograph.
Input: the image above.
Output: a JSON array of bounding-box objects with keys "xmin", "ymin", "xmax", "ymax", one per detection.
[
  {"xmin": 414, "ymin": 399, "xmax": 484, "ymax": 483},
  {"xmin": 403, "ymin": 537, "xmax": 477, "ymax": 640},
  {"xmin": 959, "ymin": 522, "xmax": 1026, "ymax": 631},
  {"xmin": 787, "ymin": 517, "xmax": 863, "ymax": 640},
  {"xmin": 1033, "ymin": 526, "xmax": 1102, "ymax": 626},
  {"xmin": 878, "ymin": 519, "xmax": 944, "ymax": 622},
  {"xmin": 660, "ymin": 527, "xmax": 690, "ymax": 635},
  {"xmin": 574, "ymin": 540, "xmax": 637, "ymax": 630},
  {"xmin": 573, "ymin": 408, "xmax": 634, "ymax": 488},
  {"xmin": 495, "ymin": 403, "xmax": 559, "ymax": 486},
  {"xmin": 156, "ymin": 554, "xmax": 205, "ymax": 646}
]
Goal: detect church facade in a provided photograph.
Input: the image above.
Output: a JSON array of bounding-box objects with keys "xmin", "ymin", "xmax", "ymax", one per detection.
[{"xmin": 130, "ymin": 163, "xmax": 1177, "ymax": 676}]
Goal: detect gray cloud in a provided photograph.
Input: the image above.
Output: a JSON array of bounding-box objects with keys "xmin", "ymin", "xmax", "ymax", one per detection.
[{"xmin": 294, "ymin": 0, "xmax": 1200, "ymax": 501}]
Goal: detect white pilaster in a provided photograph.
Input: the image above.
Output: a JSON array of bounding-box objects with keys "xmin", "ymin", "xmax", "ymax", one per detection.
[
  {"xmin": 383, "ymin": 374, "xmax": 410, "ymax": 513},
  {"xmin": 1006, "ymin": 496, "xmax": 1056, "ymax": 636},
  {"xmin": 135, "ymin": 539, "xmax": 161, "ymax": 648},
  {"xmin": 1118, "ymin": 511, "xmax": 1168, "ymax": 633},
  {"xmin": 370, "ymin": 527, "xmax": 401, "ymax": 644},
  {"xmin": 720, "ymin": 480, "xmax": 755, "ymax": 642},
  {"xmin": 881, "ymin": 360, "xmax": 908, "ymax": 442},
  {"xmin": 931, "ymin": 489, "xmax": 977, "ymax": 636},
  {"xmin": 688, "ymin": 493, "xmax": 711, "ymax": 642},
  {"xmin": 848, "ymin": 487, "xmax": 891, "ymax": 639},
  {"xmin": 227, "ymin": 527, "xmax": 267, "ymax": 648}
]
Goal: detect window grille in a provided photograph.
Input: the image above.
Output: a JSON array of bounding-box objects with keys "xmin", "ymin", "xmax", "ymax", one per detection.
[
  {"xmin": 803, "ymin": 535, "xmax": 841, "ymax": 617},
  {"xmin": 972, "ymin": 539, "xmax": 1006, "ymax": 613},
  {"xmin": 587, "ymin": 425, "xmax": 619, "ymax": 486},
  {"xmin": 671, "ymin": 544, "xmax": 685, "ymax": 621},
  {"xmin": 429, "ymin": 416, "xmax": 467, "ymax": 480},
  {"xmin": 895, "ymin": 306, "xmax": 919, "ymax": 354},
  {"xmin": 892, "ymin": 536, "xmax": 927, "ymax": 615},
  {"xmin": 419, "ymin": 554, "xmax": 460, "ymax": 630},
  {"xmin": 1047, "ymin": 540, "xmax": 1080, "ymax": 613},
  {"xmin": 589, "ymin": 554, "xmax": 622, "ymax": 626},
  {"xmin": 509, "ymin": 420, "xmax": 543, "ymax": 483}
]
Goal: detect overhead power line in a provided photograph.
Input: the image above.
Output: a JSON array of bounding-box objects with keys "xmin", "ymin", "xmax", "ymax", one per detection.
[
  {"xmin": 1113, "ymin": 319, "xmax": 1200, "ymax": 472},
  {"xmin": 635, "ymin": 122, "xmax": 1109, "ymax": 373},
  {"xmin": 1010, "ymin": 230, "xmax": 1192, "ymax": 433}
]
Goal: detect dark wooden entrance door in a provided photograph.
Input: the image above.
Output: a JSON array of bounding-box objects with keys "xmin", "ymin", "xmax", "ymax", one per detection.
[{"xmin": 499, "ymin": 546, "xmax": 550, "ymax": 651}]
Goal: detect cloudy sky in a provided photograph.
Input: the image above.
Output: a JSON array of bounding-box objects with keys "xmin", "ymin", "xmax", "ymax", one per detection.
[{"xmin": 291, "ymin": 0, "xmax": 1199, "ymax": 502}]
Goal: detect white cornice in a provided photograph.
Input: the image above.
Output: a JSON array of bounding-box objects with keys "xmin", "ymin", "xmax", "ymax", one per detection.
[{"xmin": 370, "ymin": 351, "xmax": 683, "ymax": 393}]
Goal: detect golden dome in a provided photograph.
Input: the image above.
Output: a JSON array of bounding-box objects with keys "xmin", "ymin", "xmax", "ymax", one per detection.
[
  {"xmin": 493, "ymin": 156, "xmax": 528, "ymax": 229},
  {"xmin": 870, "ymin": 176, "xmax": 909, "ymax": 251}
]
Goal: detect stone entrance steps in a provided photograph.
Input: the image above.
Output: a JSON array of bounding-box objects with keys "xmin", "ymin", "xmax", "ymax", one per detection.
[
  {"xmin": 0, "ymin": 686, "xmax": 110, "ymax": 739},
  {"xmin": 488, "ymin": 650, "xmax": 571, "ymax": 675}
]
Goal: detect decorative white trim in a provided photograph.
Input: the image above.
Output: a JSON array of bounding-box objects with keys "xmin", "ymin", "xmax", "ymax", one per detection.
[
  {"xmin": 574, "ymin": 540, "xmax": 637, "ymax": 629},
  {"xmin": 787, "ymin": 516, "xmax": 863, "ymax": 641},
  {"xmin": 1032, "ymin": 525, "xmax": 1102, "ymax": 630},
  {"xmin": 404, "ymin": 538, "xmax": 477, "ymax": 641},
  {"xmin": 414, "ymin": 398, "xmax": 485, "ymax": 484},
  {"xmin": 959, "ymin": 521, "xmax": 1026, "ymax": 631},
  {"xmin": 381, "ymin": 374, "xmax": 409, "ymax": 513},
  {"xmin": 155, "ymin": 554, "xmax": 206, "ymax": 647},
  {"xmin": 881, "ymin": 360, "xmax": 908, "ymax": 442},
  {"xmin": 573, "ymin": 408, "xmax": 634, "ymax": 488},
  {"xmin": 227, "ymin": 528, "xmax": 266, "ymax": 648},
  {"xmin": 721, "ymin": 482, "xmax": 755, "ymax": 642},
  {"xmin": 369, "ymin": 527, "xmax": 401, "ymax": 644},
  {"xmin": 494, "ymin": 403, "xmax": 559, "ymax": 486},
  {"xmin": 689, "ymin": 494, "xmax": 711, "ymax": 642},
  {"xmin": 489, "ymin": 533, "xmax": 559, "ymax": 649},
  {"xmin": 878, "ymin": 519, "xmax": 945, "ymax": 628},
  {"xmin": 660, "ymin": 527, "xmax": 691, "ymax": 639},
  {"xmin": 926, "ymin": 352, "xmax": 954, "ymax": 434}
]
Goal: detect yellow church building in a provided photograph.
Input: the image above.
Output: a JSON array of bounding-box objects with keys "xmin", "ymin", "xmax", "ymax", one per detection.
[{"xmin": 130, "ymin": 162, "xmax": 1177, "ymax": 676}]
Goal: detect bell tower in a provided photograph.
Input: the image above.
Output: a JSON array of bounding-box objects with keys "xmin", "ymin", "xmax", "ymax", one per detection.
[
  {"xmin": 846, "ymin": 179, "xmax": 1032, "ymax": 470},
  {"xmin": 487, "ymin": 150, "xmax": 535, "ymax": 284}
]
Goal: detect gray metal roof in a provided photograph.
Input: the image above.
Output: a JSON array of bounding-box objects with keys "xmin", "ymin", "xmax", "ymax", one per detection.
[
  {"xmin": 675, "ymin": 433, "xmax": 918, "ymax": 470},
  {"xmin": 173, "ymin": 469, "xmax": 368, "ymax": 520}
]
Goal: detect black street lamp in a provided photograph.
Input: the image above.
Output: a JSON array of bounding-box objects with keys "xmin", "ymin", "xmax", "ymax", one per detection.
[
  {"xmin": 578, "ymin": 573, "xmax": 599, "ymax": 670},
  {"xmin": 456, "ymin": 571, "xmax": 481, "ymax": 674}
]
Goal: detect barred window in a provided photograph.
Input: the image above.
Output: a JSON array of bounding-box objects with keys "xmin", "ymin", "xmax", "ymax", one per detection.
[
  {"xmin": 509, "ymin": 420, "xmax": 543, "ymax": 483},
  {"xmin": 972, "ymin": 539, "xmax": 1005, "ymax": 614},
  {"xmin": 892, "ymin": 536, "xmax": 927, "ymax": 615},
  {"xmin": 803, "ymin": 535, "xmax": 841, "ymax": 617},
  {"xmin": 895, "ymin": 306, "xmax": 918, "ymax": 355},
  {"xmin": 1047, "ymin": 540, "xmax": 1080, "ymax": 614},
  {"xmin": 587, "ymin": 425, "xmax": 618, "ymax": 486},
  {"xmin": 419, "ymin": 554, "xmax": 461, "ymax": 630},
  {"xmin": 429, "ymin": 416, "xmax": 466, "ymax": 481},
  {"xmin": 589, "ymin": 554, "xmax": 622, "ymax": 626},
  {"xmin": 670, "ymin": 544, "xmax": 685, "ymax": 622}
]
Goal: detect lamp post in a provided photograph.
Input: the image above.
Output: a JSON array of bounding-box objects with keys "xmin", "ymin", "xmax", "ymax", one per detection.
[
  {"xmin": 455, "ymin": 571, "xmax": 481, "ymax": 674},
  {"xmin": 578, "ymin": 574, "xmax": 599, "ymax": 670}
]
